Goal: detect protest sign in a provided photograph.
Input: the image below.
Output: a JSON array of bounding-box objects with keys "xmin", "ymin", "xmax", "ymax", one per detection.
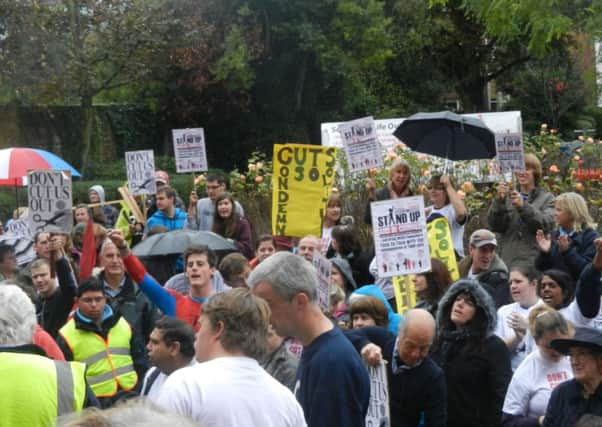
[
  {"xmin": 426, "ymin": 217, "xmax": 460, "ymax": 281},
  {"xmin": 5, "ymin": 218, "xmax": 32, "ymax": 239},
  {"xmin": 271, "ymin": 144, "xmax": 337, "ymax": 237},
  {"xmin": 28, "ymin": 170, "xmax": 72, "ymax": 233},
  {"xmin": 0, "ymin": 234, "xmax": 35, "ymax": 266},
  {"xmin": 392, "ymin": 275, "xmax": 417, "ymax": 314},
  {"xmin": 371, "ymin": 196, "xmax": 430, "ymax": 278},
  {"xmin": 172, "ymin": 128, "xmax": 208, "ymax": 173},
  {"xmin": 392, "ymin": 217, "xmax": 460, "ymax": 313},
  {"xmin": 364, "ymin": 360, "xmax": 390, "ymax": 427},
  {"xmin": 495, "ymin": 132, "xmax": 525, "ymax": 173},
  {"xmin": 125, "ymin": 150, "xmax": 156, "ymax": 196},
  {"xmin": 312, "ymin": 251, "xmax": 331, "ymax": 313},
  {"xmin": 337, "ymin": 116, "xmax": 384, "ymax": 173}
]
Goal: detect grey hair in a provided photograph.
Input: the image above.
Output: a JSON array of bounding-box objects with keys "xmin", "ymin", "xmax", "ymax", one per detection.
[
  {"xmin": 0, "ymin": 284, "xmax": 36, "ymax": 346},
  {"xmin": 248, "ymin": 251, "xmax": 318, "ymax": 301},
  {"xmin": 58, "ymin": 398, "xmax": 198, "ymax": 427}
]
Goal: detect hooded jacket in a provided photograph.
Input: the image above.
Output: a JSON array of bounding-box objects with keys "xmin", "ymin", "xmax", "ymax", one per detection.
[
  {"xmin": 330, "ymin": 257, "xmax": 357, "ymax": 294},
  {"xmin": 458, "ymin": 253, "xmax": 510, "ymax": 308},
  {"xmin": 431, "ymin": 280, "xmax": 512, "ymax": 427},
  {"xmin": 88, "ymin": 185, "xmax": 118, "ymax": 228},
  {"xmin": 351, "ymin": 285, "xmax": 402, "ymax": 335}
]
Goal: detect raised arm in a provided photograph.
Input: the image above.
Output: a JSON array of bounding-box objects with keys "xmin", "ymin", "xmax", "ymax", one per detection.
[{"xmin": 107, "ymin": 230, "xmax": 176, "ymax": 316}]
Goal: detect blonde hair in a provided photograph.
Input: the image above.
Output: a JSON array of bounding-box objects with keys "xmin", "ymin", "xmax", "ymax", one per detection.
[
  {"xmin": 523, "ymin": 153, "xmax": 543, "ymax": 185},
  {"xmin": 555, "ymin": 192, "xmax": 596, "ymax": 232},
  {"xmin": 528, "ymin": 304, "xmax": 573, "ymax": 341},
  {"xmin": 389, "ymin": 159, "xmax": 411, "ymax": 180}
]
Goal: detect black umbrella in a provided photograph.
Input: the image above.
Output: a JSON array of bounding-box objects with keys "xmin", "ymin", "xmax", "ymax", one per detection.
[
  {"xmin": 393, "ymin": 111, "xmax": 496, "ymax": 161},
  {"xmin": 131, "ymin": 229, "xmax": 237, "ymax": 257}
]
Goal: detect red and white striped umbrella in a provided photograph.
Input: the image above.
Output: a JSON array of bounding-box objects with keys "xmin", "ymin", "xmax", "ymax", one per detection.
[{"xmin": 0, "ymin": 147, "xmax": 81, "ymax": 186}]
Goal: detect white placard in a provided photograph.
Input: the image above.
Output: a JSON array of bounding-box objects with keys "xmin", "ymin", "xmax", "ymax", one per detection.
[
  {"xmin": 0, "ymin": 234, "xmax": 35, "ymax": 267},
  {"xmin": 125, "ymin": 150, "xmax": 156, "ymax": 195},
  {"xmin": 5, "ymin": 219, "xmax": 32, "ymax": 239},
  {"xmin": 172, "ymin": 128, "xmax": 208, "ymax": 173},
  {"xmin": 495, "ymin": 132, "xmax": 526, "ymax": 173},
  {"xmin": 365, "ymin": 361, "xmax": 390, "ymax": 427},
  {"xmin": 312, "ymin": 251, "xmax": 332, "ymax": 312},
  {"xmin": 337, "ymin": 116, "xmax": 384, "ymax": 173},
  {"xmin": 371, "ymin": 196, "xmax": 431, "ymax": 278},
  {"xmin": 27, "ymin": 170, "xmax": 73, "ymax": 234}
]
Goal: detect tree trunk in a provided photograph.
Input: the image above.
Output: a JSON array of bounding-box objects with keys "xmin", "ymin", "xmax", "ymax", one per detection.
[{"xmin": 79, "ymin": 96, "xmax": 94, "ymax": 177}]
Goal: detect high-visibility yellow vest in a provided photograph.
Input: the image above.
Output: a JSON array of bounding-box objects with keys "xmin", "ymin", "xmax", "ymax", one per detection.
[
  {"xmin": 0, "ymin": 352, "xmax": 86, "ymax": 427},
  {"xmin": 59, "ymin": 316, "xmax": 138, "ymax": 397}
]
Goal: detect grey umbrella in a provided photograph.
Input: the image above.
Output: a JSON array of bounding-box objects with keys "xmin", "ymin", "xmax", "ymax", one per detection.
[
  {"xmin": 393, "ymin": 111, "xmax": 496, "ymax": 161},
  {"xmin": 131, "ymin": 229, "xmax": 237, "ymax": 257}
]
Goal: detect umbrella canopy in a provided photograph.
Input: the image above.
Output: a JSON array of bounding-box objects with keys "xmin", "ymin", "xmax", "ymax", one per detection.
[
  {"xmin": 393, "ymin": 111, "xmax": 496, "ymax": 161},
  {"xmin": 0, "ymin": 148, "xmax": 82, "ymax": 186},
  {"xmin": 131, "ymin": 229, "xmax": 237, "ymax": 257}
]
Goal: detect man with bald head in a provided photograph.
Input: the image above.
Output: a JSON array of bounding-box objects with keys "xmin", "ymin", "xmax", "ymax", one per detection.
[
  {"xmin": 346, "ymin": 308, "xmax": 447, "ymax": 427},
  {"xmin": 297, "ymin": 235, "xmax": 320, "ymax": 262}
]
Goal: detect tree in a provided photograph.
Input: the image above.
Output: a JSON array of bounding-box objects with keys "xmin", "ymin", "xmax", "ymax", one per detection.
[{"xmin": 0, "ymin": 0, "xmax": 177, "ymax": 174}]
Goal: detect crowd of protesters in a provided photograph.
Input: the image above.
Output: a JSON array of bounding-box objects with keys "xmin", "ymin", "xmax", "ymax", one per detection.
[{"xmin": 2, "ymin": 158, "xmax": 602, "ymax": 427}]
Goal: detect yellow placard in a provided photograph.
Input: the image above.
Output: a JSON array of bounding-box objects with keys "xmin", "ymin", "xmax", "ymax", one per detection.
[
  {"xmin": 393, "ymin": 217, "xmax": 460, "ymax": 313},
  {"xmin": 271, "ymin": 144, "xmax": 337, "ymax": 237},
  {"xmin": 426, "ymin": 217, "xmax": 460, "ymax": 281},
  {"xmin": 392, "ymin": 275, "xmax": 417, "ymax": 314}
]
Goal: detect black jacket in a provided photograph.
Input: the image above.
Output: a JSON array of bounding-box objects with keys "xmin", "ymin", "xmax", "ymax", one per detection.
[
  {"xmin": 535, "ymin": 227, "xmax": 599, "ymax": 282},
  {"xmin": 363, "ymin": 186, "xmax": 414, "ymax": 225},
  {"xmin": 36, "ymin": 257, "xmax": 77, "ymax": 338},
  {"xmin": 431, "ymin": 280, "xmax": 512, "ymax": 427},
  {"xmin": 346, "ymin": 326, "xmax": 447, "ymax": 427},
  {"xmin": 97, "ymin": 271, "xmax": 158, "ymax": 375},
  {"xmin": 543, "ymin": 379, "xmax": 602, "ymax": 427}
]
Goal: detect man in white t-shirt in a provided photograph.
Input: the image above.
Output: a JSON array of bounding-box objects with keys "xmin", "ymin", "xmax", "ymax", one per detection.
[
  {"xmin": 159, "ymin": 288, "xmax": 306, "ymax": 427},
  {"xmin": 141, "ymin": 317, "xmax": 196, "ymax": 402}
]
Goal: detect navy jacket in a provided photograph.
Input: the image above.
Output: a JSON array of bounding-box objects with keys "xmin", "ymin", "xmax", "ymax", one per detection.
[
  {"xmin": 543, "ymin": 379, "xmax": 602, "ymax": 427},
  {"xmin": 295, "ymin": 327, "xmax": 370, "ymax": 427},
  {"xmin": 535, "ymin": 228, "xmax": 599, "ymax": 282},
  {"xmin": 346, "ymin": 326, "xmax": 447, "ymax": 427}
]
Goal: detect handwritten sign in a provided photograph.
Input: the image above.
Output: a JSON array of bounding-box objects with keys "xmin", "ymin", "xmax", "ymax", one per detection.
[
  {"xmin": 172, "ymin": 128, "xmax": 208, "ymax": 173},
  {"xmin": 371, "ymin": 196, "xmax": 430, "ymax": 278},
  {"xmin": 271, "ymin": 144, "xmax": 337, "ymax": 237},
  {"xmin": 392, "ymin": 275, "xmax": 417, "ymax": 314},
  {"xmin": 125, "ymin": 150, "xmax": 156, "ymax": 196},
  {"xmin": 365, "ymin": 361, "xmax": 390, "ymax": 427},
  {"xmin": 28, "ymin": 170, "xmax": 72, "ymax": 233},
  {"xmin": 312, "ymin": 251, "xmax": 332, "ymax": 312},
  {"xmin": 495, "ymin": 132, "xmax": 525, "ymax": 173},
  {"xmin": 426, "ymin": 217, "xmax": 460, "ymax": 281},
  {"xmin": 337, "ymin": 116, "xmax": 384, "ymax": 173}
]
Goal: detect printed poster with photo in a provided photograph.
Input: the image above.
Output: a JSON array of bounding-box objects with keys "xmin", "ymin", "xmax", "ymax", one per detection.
[
  {"xmin": 495, "ymin": 132, "xmax": 525, "ymax": 173},
  {"xmin": 337, "ymin": 116, "xmax": 384, "ymax": 173},
  {"xmin": 312, "ymin": 251, "xmax": 332, "ymax": 313},
  {"xmin": 125, "ymin": 150, "xmax": 156, "ymax": 196},
  {"xmin": 28, "ymin": 170, "xmax": 73, "ymax": 234},
  {"xmin": 371, "ymin": 196, "xmax": 431, "ymax": 278},
  {"xmin": 172, "ymin": 128, "xmax": 208, "ymax": 173}
]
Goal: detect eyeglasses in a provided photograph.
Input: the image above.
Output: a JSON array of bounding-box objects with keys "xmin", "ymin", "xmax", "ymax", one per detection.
[{"xmin": 206, "ymin": 185, "xmax": 221, "ymax": 190}]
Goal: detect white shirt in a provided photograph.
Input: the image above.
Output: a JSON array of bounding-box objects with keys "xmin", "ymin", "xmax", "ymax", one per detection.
[
  {"xmin": 141, "ymin": 359, "xmax": 197, "ymax": 403},
  {"xmin": 159, "ymin": 356, "xmax": 307, "ymax": 427},
  {"xmin": 427, "ymin": 204, "xmax": 465, "ymax": 257},
  {"xmin": 503, "ymin": 349, "xmax": 572, "ymax": 418},
  {"xmin": 495, "ymin": 299, "xmax": 543, "ymax": 370}
]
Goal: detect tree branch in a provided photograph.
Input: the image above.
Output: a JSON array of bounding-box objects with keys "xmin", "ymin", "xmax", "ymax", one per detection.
[{"xmin": 486, "ymin": 55, "xmax": 531, "ymax": 81}]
